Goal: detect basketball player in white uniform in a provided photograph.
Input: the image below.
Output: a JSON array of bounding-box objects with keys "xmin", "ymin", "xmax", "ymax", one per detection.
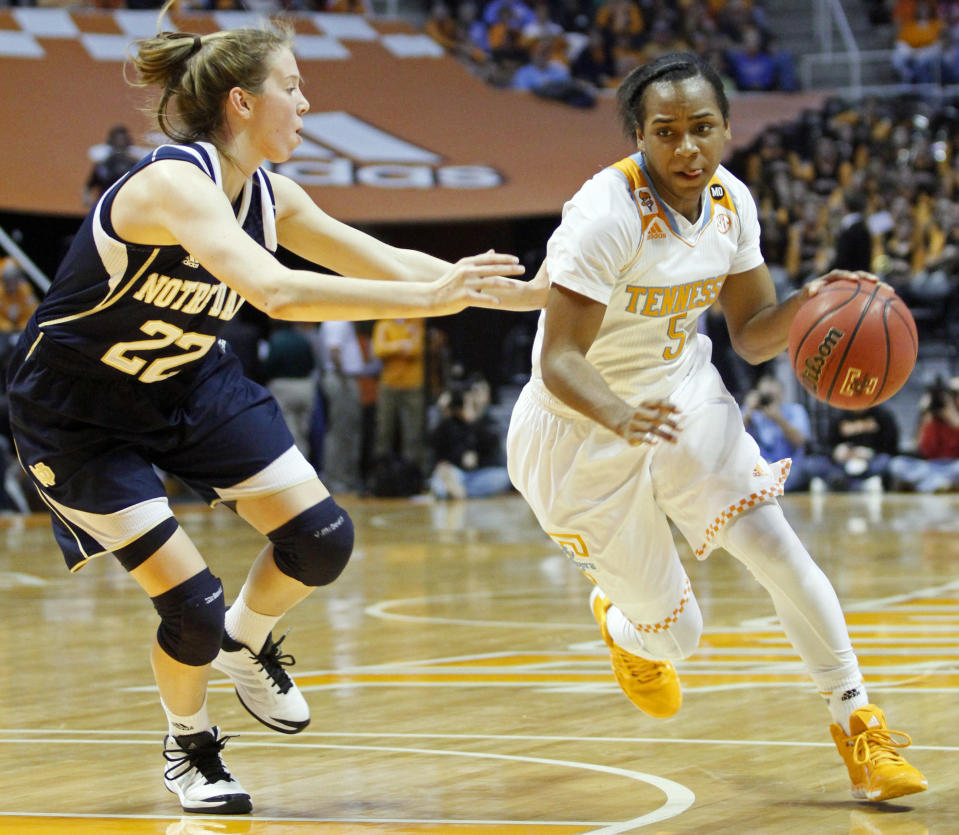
[{"xmin": 507, "ymin": 53, "xmax": 927, "ymax": 802}]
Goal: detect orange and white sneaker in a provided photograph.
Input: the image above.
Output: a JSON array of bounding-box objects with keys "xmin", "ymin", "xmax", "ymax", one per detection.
[
  {"xmin": 830, "ymin": 705, "xmax": 928, "ymax": 802},
  {"xmin": 589, "ymin": 586, "xmax": 681, "ymax": 718}
]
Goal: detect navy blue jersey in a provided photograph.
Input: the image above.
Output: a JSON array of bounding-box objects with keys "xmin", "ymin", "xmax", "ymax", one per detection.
[{"xmin": 30, "ymin": 141, "xmax": 276, "ymax": 383}]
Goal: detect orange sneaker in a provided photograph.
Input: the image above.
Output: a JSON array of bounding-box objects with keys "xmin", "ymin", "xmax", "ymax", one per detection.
[
  {"xmin": 589, "ymin": 586, "xmax": 681, "ymax": 718},
  {"xmin": 830, "ymin": 705, "xmax": 928, "ymax": 802}
]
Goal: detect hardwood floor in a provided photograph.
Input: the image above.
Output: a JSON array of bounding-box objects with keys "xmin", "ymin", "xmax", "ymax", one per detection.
[{"xmin": 0, "ymin": 491, "xmax": 955, "ymax": 834}]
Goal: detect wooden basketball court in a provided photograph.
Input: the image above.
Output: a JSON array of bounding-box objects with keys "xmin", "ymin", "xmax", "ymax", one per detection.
[{"xmin": 0, "ymin": 491, "xmax": 956, "ymax": 834}]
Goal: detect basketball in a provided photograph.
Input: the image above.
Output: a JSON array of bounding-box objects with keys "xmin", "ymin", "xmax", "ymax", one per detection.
[{"xmin": 787, "ymin": 277, "xmax": 918, "ymax": 409}]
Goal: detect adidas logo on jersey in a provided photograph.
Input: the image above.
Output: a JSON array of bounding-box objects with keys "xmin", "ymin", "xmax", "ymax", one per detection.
[
  {"xmin": 647, "ymin": 222, "xmax": 666, "ymax": 240},
  {"xmin": 182, "ymin": 254, "xmax": 199, "ymax": 268}
]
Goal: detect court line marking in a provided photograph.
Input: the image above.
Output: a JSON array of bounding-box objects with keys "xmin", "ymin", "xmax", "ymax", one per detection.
[
  {"xmin": 0, "ymin": 737, "xmax": 694, "ymax": 832},
  {"xmin": 366, "ymin": 581, "xmax": 959, "ymax": 631},
  {"xmin": 0, "ymin": 728, "xmax": 955, "ymax": 753}
]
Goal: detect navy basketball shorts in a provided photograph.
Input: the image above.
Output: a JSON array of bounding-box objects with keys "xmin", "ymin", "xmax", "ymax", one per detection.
[{"xmin": 7, "ymin": 335, "xmax": 317, "ymax": 571}]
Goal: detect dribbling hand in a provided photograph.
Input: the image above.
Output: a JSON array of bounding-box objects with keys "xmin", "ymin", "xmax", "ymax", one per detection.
[{"xmin": 803, "ymin": 269, "xmax": 889, "ymax": 301}]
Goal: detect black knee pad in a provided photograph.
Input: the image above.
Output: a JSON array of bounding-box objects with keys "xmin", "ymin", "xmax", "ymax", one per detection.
[
  {"xmin": 151, "ymin": 568, "xmax": 225, "ymax": 666},
  {"xmin": 268, "ymin": 497, "xmax": 354, "ymax": 587}
]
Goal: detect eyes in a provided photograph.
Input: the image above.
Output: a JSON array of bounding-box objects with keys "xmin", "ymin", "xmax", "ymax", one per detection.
[{"xmin": 654, "ymin": 123, "xmax": 717, "ymax": 138}]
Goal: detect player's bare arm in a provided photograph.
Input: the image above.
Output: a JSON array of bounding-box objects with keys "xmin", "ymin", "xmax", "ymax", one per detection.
[
  {"xmin": 112, "ymin": 162, "xmax": 519, "ymax": 321},
  {"xmin": 722, "ymin": 266, "xmax": 886, "ymax": 365},
  {"xmin": 541, "ymin": 284, "xmax": 678, "ymax": 444},
  {"xmin": 270, "ymin": 171, "xmax": 543, "ymax": 310},
  {"xmin": 719, "ymin": 263, "xmax": 797, "ymax": 364}
]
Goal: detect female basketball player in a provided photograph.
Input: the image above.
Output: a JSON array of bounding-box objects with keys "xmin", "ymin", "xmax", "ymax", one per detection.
[
  {"xmin": 506, "ymin": 53, "xmax": 927, "ymax": 803},
  {"xmin": 6, "ymin": 5, "xmax": 545, "ymax": 815}
]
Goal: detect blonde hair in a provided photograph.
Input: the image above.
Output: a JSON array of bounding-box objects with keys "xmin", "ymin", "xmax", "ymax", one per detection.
[{"xmin": 130, "ymin": 0, "xmax": 293, "ymax": 144}]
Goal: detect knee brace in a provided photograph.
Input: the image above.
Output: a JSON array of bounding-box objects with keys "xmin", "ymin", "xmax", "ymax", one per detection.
[
  {"xmin": 151, "ymin": 568, "xmax": 225, "ymax": 666},
  {"xmin": 268, "ymin": 497, "xmax": 354, "ymax": 587}
]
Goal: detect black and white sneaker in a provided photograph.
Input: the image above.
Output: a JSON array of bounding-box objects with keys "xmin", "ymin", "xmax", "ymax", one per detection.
[
  {"xmin": 211, "ymin": 631, "xmax": 310, "ymax": 734},
  {"xmin": 163, "ymin": 727, "xmax": 252, "ymax": 815}
]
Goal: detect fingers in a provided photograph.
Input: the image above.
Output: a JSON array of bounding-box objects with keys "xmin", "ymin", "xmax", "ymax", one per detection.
[
  {"xmin": 466, "ymin": 287, "xmax": 501, "ymax": 305},
  {"xmin": 459, "ymin": 250, "xmax": 526, "ymax": 274},
  {"xmin": 622, "ymin": 400, "xmax": 681, "ymax": 445},
  {"xmin": 807, "ymin": 269, "xmax": 892, "ymax": 300}
]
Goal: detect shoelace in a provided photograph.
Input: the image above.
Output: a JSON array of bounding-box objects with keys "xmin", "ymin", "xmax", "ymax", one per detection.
[
  {"xmin": 164, "ymin": 732, "xmax": 235, "ymax": 784},
  {"xmin": 254, "ymin": 631, "xmax": 296, "ymax": 694},
  {"xmin": 852, "ymin": 726, "xmax": 913, "ymax": 767},
  {"xmin": 612, "ymin": 646, "xmax": 669, "ymax": 685}
]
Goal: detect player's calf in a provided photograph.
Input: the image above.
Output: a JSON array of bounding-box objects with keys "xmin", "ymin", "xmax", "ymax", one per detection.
[{"xmin": 214, "ymin": 499, "xmax": 355, "ymax": 733}]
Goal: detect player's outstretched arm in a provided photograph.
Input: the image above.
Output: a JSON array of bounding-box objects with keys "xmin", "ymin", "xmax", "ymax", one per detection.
[
  {"xmin": 269, "ymin": 172, "xmax": 544, "ymax": 311},
  {"xmin": 114, "ymin": 162, "xmax": 524, "ymax": 321}
]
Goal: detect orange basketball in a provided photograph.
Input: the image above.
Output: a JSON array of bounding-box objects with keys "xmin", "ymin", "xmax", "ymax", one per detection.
[{"xmin": 787, "ymin": 278, "xmax": 917, "ymax": 409}]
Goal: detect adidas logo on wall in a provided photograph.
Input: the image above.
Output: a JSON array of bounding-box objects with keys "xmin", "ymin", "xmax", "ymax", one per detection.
[{"xmin": 276, "ymin": 111, "xmax": 502, "ymax": 191}]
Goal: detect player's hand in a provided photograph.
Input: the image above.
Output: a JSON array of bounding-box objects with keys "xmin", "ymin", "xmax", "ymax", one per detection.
[
  {"xmin": 431, "ymin": 251, "xmax": 525, "ymax": 314},
  {"xmin": 468, "ymin": 274, "xmax": 548, "ymax": 311},
  {"xmin": 614, "ymin": 399, "xmax": 681, "ymax": 446},
  {"xmin": 803, "ymin": 269, "xmax": 890, "ymax": 301}
]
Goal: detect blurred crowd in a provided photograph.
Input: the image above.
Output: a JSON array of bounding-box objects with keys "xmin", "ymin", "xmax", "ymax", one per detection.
[
  {"xmin": 727, "ymin": 93, "xmax": 959, "ymax": 332},
  {"xmin": 424, "ymin": 0, "xmax": 796, "ymax": 105}
]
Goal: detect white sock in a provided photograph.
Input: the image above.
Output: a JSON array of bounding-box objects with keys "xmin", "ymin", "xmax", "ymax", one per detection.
[
  {"xmin": 816, "ymin": 671, "xmax": 869, "ymax": 734},
  {"xmin": 605, "ymin": 605, "xmax": 654, "ymax": 658},
  {"xmin": 224, "ymin": 583, "xmax": 282, "ymax": 652},
  {"xmin": 162, "ymin": 697, "xmax": 212, "ymax": 740}
]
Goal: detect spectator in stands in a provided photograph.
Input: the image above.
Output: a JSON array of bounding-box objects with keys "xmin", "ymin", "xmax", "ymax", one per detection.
[
  {"xmin": 522, "ymin": 0, "xmax": 565, "ymax": 47},
  {"xmin": 83, "ymin": 124, "xmax": 138, "ymax": 208},
  {"xmin": 487, "ymin": 2, "xmax": 531, "ymax": 82},
  {"xmin": 429, "ymin": 379, "xmax": 512, "ymax": 500},
  {"xmin": 372, "ymin": 317, "xmax": 427, "ymax": 474},
  {"xmin": 262, "ymin": 323, "xmax": 318, "ymax": 457},
  {"xmin": 425, "ymin": 1, "xmax": 487, "ymax": 66},
  {"xmin": 892, "ymin": 0, "xmax": 943, "ymax": 83},
  {"xmin": 807, "ymin": 404, "xmax": 901, "ymax": 492},
  {"xmin": 457, "ymin": 1, "xmax": 491, "ymax": 59},
  {"xmin": 0, "ymin": 259, "xmax": 38, "ymax": 335},
  {"xmin": 319, "ymin": 321, "xmax": 367, "ymax": 494},
  {"xmin": 889, "ymin": 376, "xmax": 959, "ymax": 492},
  {"xmin": 483, "ymin": 0, "xmax": 535, "ymax": 29},
  {"xmin": 716, "ymin": 0, "xmax": 765, "ymax": 44},
  {"xmin": 742, "ymin": 373, "xmax": 814, "ymax": 492},
  {"xmin": 726, "ymin": 25, "xmax": 776, "ymax": 90},
  {"xmin": 511, "ymin": 37, "xmax": 597, "ymax": 106},
  {"xmin": 593, "ymin": 0, "xmax": 644, "ymax": 50},
  {"xmin": 354, "ymin": 321, "xmax": 381, "ymax": 486},
  {"xmin": 831, "ymin": 189, "xmax": 874, "ymax": 272},
  {"xmin": 511, "ymin": 36, "xmax": 571, "ymax": 90},
  {"xmin": 554, "ymin": 0, "xmax": 593, "ymax": 38},
  {"xmin": 639, "ymin": 18, "xmax": 692, "ymax": 64},
  {"xmin": 940, "ymin": 22, "xmax": 959, "ymax": 82},
  {"xmin": 571, "ymin": 27, "xmax": 617, "ymax": 88}
]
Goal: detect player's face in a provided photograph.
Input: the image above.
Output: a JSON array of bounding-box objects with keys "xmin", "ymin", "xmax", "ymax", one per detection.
[
  {"xmin": 249, "ymin": 47, "xmax": 310, "ymax": 164},
  {"xmin": 635, "ymin": 76, "xmax": 730, "ymax": 221}
]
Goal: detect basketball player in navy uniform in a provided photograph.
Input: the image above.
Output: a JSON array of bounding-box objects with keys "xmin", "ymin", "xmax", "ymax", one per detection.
[{"xmin": 6, "ymin": 5, "xmax": 545, "ymax": 815}]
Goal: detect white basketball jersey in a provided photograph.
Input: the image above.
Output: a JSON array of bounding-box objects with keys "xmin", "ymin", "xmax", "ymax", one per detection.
[{"xmin": 530, "ymin": 153, "xmax": 764, "ymax": 414}]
